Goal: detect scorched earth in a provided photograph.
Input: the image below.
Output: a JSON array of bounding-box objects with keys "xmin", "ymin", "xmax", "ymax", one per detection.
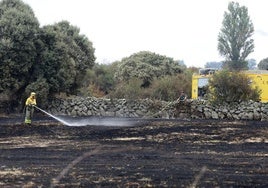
[{"xmin": 0, "ymin": 116, "xmax": 267, "ymax": 187}]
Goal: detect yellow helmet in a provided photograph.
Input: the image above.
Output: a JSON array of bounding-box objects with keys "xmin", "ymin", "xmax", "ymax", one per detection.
[{"xmin": 30, "ymin": 92, "xmax": 36, "ymax": 96}]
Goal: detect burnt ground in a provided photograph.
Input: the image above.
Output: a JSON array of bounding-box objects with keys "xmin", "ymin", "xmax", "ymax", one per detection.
[{"xmin": 0, "ymin": 116, "xmax": 267, "ymax": 188}]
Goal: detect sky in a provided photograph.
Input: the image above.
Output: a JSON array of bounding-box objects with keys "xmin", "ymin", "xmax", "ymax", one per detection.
[{"xmin": 22, "ymin": 0, "xmax": 268, "ymax": 67}]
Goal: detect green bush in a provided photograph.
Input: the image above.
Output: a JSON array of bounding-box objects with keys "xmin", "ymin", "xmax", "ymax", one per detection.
[
  {"xmin": 109, "ymin": 78, "xmax": 145, "ymax": 99},
  {"xmin": 208, "ymin": 70, "xmax": 261, "ymax": 103},
  {"xmin": 149, "ymin": 75, "xmax": 190, "ymax": 101},
  {"xmin": 109, "ymin": 73, "xmax": 191, "ymax": 101}
]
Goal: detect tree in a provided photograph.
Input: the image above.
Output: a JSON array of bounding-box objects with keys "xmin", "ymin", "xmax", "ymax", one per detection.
[
  {"xmin": 114, "ymin": 51, "xmax": 183, "ymax": 87},
  {"xmin": 258, "ymin": 58, "xmax": 268, "ymax": 70},
  {"xmin": 0, "ymin": 0, "xmax": 96, "ymax": 110},
  {"xmin": 218, "ymin": 1, "xmax": 254, "ymax": 71},
  {"xmin": 0, "ymin": 0, "xmax": 39, "ymax": 108},
  {"xmin": 79, "ymin": 63, "xmax": 116, "ymax": 97},
  {"xmin": 32, "ymin": 21, "xmax": 95, "ymax": 98}
]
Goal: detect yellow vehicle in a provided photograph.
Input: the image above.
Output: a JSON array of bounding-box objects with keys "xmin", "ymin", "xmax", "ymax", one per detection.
[
  {"xmin": 192, "ymin": 69, "xmax": 268, "ymax": 102},
  {"xmin": 246, "ymin": 70, "xmax": 268, "ymax": 102}
]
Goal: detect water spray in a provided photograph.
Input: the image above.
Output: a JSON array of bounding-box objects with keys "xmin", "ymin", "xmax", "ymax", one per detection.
[
  {"xmin": 34, "ymin": 106, "xmax": 140, "ymax": 127},
  {"xmin": 34, "ymin": 106, "xmax": 72, "ymax": 126}
]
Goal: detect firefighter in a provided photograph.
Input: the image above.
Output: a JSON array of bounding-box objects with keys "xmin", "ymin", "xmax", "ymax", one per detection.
[{"xmin": 24, "ymin": 92, "xmax": 37, "ymax": 124}]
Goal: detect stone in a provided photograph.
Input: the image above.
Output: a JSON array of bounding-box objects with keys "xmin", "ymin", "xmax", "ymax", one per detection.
[
  {"xmin": 47, "ymin": 97, "xmax": 268, "ymax": 121},
  {"xmin": 211, "ymin": 111, "xmax": 219, "ymax": 119}
]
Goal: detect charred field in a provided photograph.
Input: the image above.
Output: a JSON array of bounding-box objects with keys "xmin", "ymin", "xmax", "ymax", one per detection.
[{"xmin": 0, "ymin": 116, "xmax": 267, "ymax": 188}]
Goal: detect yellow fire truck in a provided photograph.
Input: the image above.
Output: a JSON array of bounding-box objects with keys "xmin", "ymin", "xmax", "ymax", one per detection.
[{"xmin": 192, "ymin": 69, "xmax": 268, "ymax": 102}]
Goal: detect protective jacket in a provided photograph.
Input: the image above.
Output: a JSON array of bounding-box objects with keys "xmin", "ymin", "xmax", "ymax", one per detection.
[
  {"xmin": 24, "ymin": 92, "xmax": 37, "ymax": 124},
  {"xmin": 25, "ymin": 93, "xmax": 37, "ymax": 106}
]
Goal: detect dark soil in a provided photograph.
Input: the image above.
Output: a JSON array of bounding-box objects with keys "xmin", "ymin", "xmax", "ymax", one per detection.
[{"xmin": 0, "ymin": 116, "xmax": 267, "ymax": 188}]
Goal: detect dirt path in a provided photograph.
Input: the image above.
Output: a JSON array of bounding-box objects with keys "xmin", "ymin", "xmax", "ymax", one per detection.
[{"xmin": 0, "ymin": 118, "xmax": 267, "ymax": 187}]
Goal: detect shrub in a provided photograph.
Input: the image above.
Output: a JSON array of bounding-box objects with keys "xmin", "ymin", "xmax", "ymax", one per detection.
[
  {"xmin": 208, "ymin": 70, "xmax": 261, "ymax": 103},
  {"xmin": 108, "ymin": 79, "xmax": 144, "ymax": 99},
  {"xmin": 109, "ymin": 73, "xmax": 192, "ymax": 101},
  {"xmin": 149, "ymin": 75, "xmax": 190, "ymax": 101}
]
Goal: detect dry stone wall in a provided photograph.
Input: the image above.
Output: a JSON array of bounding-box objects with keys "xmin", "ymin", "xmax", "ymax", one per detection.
[
  {"xmin": 190, "ymin": 100, "xmax": 268, "ymax": 121},
  {"xmin": 48, "ymin": 97, "xmax": 178, "ymax": 119},
  {"xmin": 48, "ymin": 97, "xmax": 268, "ymax": 121}
]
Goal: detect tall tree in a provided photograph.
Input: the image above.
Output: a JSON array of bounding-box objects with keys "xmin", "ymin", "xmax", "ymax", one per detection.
[
  {"xmin": 218, "ymin": 1, "xmax": 254, "ymax": 70},
  {"xmin": 0, "ymin": 0, "xmax": 39, "ymax": 105},
  {"xmin": 32, "ymin": 21, "xmax": 95, "ymax": 97}
]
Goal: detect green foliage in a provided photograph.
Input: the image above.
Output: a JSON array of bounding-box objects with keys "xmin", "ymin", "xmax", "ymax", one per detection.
[
  {"xmin": 109, "ymin": 71, "xmax": 192, "ymax": 101},
  {"xmin": 222, "ymin": 60, "xmax": 248, "ymax": 71},
  {"xmin": 0, "ymin": 0, "xmax": 96, "ymax": 111},
  {"xmin": 258, "ymin": 58, "xmax": 268, "ymax": 70},
  {"xmin": 208, "ymin": 70, "xmax": 261, "ymax": 103},
  {"xmin": 109, "ymin": 78, "xmax": 145, "ymax": 99},
  {"xmin": 149, "ymin": 74, "xmax": 190, "ymax": 101},
  {"xmin": 0, "ymin": 0, "xmax": 39, "ymax": 93},
  {"xmin": 32, "ymin": 21, "xmax": 95, "ymax": 96},
  {"xmin": 93, "ymin": 64, "xmax": 115, "ymax": 94},
  {"xmin": 218, "ymin": 1, "xmax": 254, "ymax": 71},
  {"xmin": 109, "ymin": 53, "xmax": 192, "ymax": 101},
  {"xmin": 115, "ymin": 51, "xmax": 183, "ymax": 87},
  {"xmin": 0, "ymin": 0, "xmax": 197, "ymax": 111},
  {"xmin": 150, "ymin": 77, "xmax": 178, "ymax": 101},
  {"xmin": 79, "ymin": 63, "xmax": 116, "ymax": 97}
]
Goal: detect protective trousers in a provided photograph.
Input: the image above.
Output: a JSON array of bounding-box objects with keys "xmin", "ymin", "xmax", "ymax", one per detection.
[{"xmin": 25, "ymin": 106, "xmax": 34, "ymax": 124}]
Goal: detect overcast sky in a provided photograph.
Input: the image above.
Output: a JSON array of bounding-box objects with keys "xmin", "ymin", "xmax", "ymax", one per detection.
[{"xmin": 22, "ymin": 0, "xmax": 268, "ymax": 67}]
